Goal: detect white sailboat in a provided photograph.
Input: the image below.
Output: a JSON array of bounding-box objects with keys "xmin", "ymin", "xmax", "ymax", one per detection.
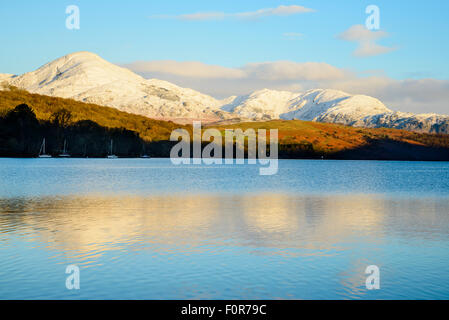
[
  {"xmin": 59, "ymin": 140, "xmax": 71, "ymax": 158},
  {"xmin": 107, "ymin": 139, "xmax": 118, "ymax": 159},
  {"xmin": 38, "ymin": 138, "xmax": 52, "ymax": 158},
  {"xmin": 140, "ymin": 144, "xmax": 150, "ymax": 158}
]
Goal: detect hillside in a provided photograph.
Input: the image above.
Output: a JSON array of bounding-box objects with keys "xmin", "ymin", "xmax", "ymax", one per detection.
[
  {"xmin": 0, "ymin": 86, "xmax": 187, "ymax": 142},
  {"xmin": 210, "ymin": 120, "xmax": 449, "ymax": 160},
  {"xmin": 0, "ymin": 87, "xmax": 449, "ymax": 160}
]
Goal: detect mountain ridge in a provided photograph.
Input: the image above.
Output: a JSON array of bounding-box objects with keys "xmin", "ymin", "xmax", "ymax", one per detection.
[
  {"xmin": 4, "ymin": 52, "xmax": 224, "ymax": 122},
  {"xmin": 1, "ymin": 51, "xmax": 448, "ymax": 134}
]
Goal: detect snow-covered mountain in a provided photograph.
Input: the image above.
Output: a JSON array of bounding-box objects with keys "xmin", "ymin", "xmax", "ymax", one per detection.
[
  {"xmin": 221, "ymin": 89, "xmax": 299, "ymax": 120},
  {"xmin": 5, "ymin": 51, "xmax": 225, "ymax": 121},
  {"xmin": 221, "ymin": 88, "xmax": 391, "ymax": 123},
  {"xmin": 1, "ymin": 51, "xmax": 448, "ymax": 133},
  {"xmin": 281, "ymin": 89, "xmax": 391, "ymax": 124},
  {"xmin": 222, "ymin": 88, "xmax": 449, "ymax": 133},
  {"xmin": 362, "ymin": 112, "xmax": 449, "ymax": 133}
]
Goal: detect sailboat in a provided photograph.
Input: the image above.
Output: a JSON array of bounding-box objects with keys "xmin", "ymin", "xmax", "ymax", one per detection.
[
  {"xmin": 140, "ymin": 144, "xmax": 150, "ymax": 158},
  {"xmin": 107, "ymin": 139, "xmax": 118, "ymax": 159},
  {"xmin": 38, "ymin": 138, "xmax": 52, "ymax": 158},
  {"xmin": 59, "ymin": 140, "xmax": 71, "ymax": 158}
]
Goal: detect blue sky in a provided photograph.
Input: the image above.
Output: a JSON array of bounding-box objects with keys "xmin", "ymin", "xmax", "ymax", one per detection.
[{"xmin": 1, "ymin": 1, "xmax": 448, "ymax": 113}]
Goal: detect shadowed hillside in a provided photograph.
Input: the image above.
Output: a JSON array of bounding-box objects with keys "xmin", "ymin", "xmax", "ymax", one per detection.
[{"xmin": 0, "ymin": 104, "xmax": 177, "ymax": 157}]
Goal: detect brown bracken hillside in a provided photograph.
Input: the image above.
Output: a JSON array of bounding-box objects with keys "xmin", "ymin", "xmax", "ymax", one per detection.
[
  {"xmin": 1, "ymin": 86, "xmax": 449, "ymax": 159},
  {"xmin": 0, "ymin": 86, "xmax": 187, "ymax": 142}
]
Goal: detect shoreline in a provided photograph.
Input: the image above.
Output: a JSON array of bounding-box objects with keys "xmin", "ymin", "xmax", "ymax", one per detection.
[{"xmin": 1, "ymin": 156, "xmax": 449, "ymax": 162}]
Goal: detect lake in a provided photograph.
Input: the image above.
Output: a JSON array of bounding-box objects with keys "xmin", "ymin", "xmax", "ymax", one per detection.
[{"xmin": 0, "ymin": 158, "xmax": 448, "ymax": 299}]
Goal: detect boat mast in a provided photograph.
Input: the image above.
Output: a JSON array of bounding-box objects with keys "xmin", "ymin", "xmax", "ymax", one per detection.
[{"xmin": 39, "ymin": 139, "xmax": 43, "ymax": 155}]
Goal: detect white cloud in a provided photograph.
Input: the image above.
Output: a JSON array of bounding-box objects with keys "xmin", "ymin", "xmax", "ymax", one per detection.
[
  {"xmin": 234, "ymin": 5, "xmax": 315, "ymax": 19},
  {"xmin": 337, "ymin": 77, "xmax": 449, "ymax": 114},
  {"xmin": 339, "ymin": 24, "xmax": 387, "ymax": 42},
  {"xmin": 122, "ymin": 60, "xmax": 449, "ymax": 115},
  {"xmin": 151, "ymin": 5, "xmax": 315, "ymax": 21},
  {"xmin": 338, "ymin": 24, "xmax": 396, "ymax": 57},
  {"xmin": 242, "ymin": 61, "xmax": 347, "ymax": 81},
  {"xmin": 124, "ymin": 60, "xmax": 245, "ymax": 79}
]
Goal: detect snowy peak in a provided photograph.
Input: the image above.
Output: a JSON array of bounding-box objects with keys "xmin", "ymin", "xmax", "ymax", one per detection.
[
  {"xmin": 10, "ymin": 51, "xmax": 144, "ymax": 96},
  {"xmin": 282, "ymin": 89, "xmax": 392, "ymax": 124},
  {"xmin": 222, "ymin": 88, "xmax": 392, "ymax": 124},
  {"xmin": 221, "ymin": 88, "xmax": 301, "ymax": 120},
  {"xmin": 7, "ymin": 51, "xmax": 223, "ymax": 121},
  {"xmin": 220, "ymin": 87, "xmax": 449, "ymax": 133}
]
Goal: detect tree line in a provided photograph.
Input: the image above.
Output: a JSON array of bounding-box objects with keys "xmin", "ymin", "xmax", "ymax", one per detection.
[
  {"xmin": 0, "ymin": 104, "xmax": 175, "ymax": 157},
  {"xmin": 1, "ymin": 103, "xmax": 448, "ymax": 160}
]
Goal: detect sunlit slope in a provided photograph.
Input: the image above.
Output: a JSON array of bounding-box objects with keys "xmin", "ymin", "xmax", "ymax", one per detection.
[
  {"xmin": 211, "ymin": 120, "xmax": 449, "ymax": 158},
  {"xmin": 1, "ymin": 87, "xmax": 448, "ymax": 159},
  {"xmin": 0, "ymin": 86, "xmax": 187, "ymax": 141}
]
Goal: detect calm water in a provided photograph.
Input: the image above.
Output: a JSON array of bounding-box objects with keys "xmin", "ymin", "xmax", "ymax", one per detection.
[{"xmin": 0, "ymin": 158, "xmax": 448, "ymax": 299}]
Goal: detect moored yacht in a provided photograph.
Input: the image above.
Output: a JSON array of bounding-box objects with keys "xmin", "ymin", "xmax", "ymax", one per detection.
[
  {"xmin": 107, "ymin": 139, "xmax": 118, "ymax": 159},
  {"xmin": 140, "ymin": 144, "xmax": 150, "ymax": 158},
  {"xmin": 59, "ymin": 140, "xmax": 71, "ymax": 158},
  {"xmin": 38, "ymin": 138, "xmax": 52, "ymax": 158}
]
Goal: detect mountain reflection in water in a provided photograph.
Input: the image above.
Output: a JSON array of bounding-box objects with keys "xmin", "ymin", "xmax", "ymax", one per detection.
[{"xmin": 1, "ymin": 193, "xmax": 448, "ymax": 299}]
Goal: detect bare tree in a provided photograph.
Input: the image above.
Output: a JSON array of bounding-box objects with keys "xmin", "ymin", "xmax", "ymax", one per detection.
[{"xmin": 51, "ymin": 108, "xmax": 72, "ymax": 128}]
